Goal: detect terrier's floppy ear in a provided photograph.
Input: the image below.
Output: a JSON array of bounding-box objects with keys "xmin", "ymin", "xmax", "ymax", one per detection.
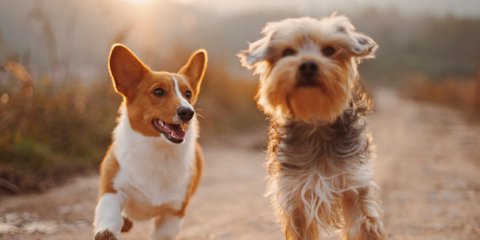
[
  {"xmin": 238, "ymin": 31, "xmax": 274, "ymax": 69},
  {"xmin": 178, "ymin": 49, "xmax": 208, "ymax": 101},
  {"xmin": 330, "ymin": 15, "xmax": 378, "ymax": 59},
  {"xmin": 109, "ymin": 44, "xmax": 150, "ymax": 98},
  {"xmin": 348, "ymin": 32, "xmax": 377, "ymax": 59}
]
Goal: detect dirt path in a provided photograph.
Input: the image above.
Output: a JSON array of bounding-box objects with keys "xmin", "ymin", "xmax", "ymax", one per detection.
[{"xmin": 1, "ymin": 90, "xmax": 479, "ymax": 240}]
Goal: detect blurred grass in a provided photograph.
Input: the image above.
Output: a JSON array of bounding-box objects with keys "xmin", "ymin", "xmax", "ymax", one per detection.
[
  {"xmin": 198, "ymin": 61, "xmax": 264, "ymax": 137},
  {"xmin": 0, "ymin": 62, "xmax": 120, "ymax": 194},
  {"xmin": 0, "ymin": 55, "xmax": 263, "ymax": 195},
  {"xmin": 401, "ymin": 71, "xmax": 480, "ymax": 119}
]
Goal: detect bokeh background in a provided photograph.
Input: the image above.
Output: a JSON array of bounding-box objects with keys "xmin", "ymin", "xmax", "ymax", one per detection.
[{"xmin": 0, "ymin": 0, "xmax": 479, "ymax": 239}]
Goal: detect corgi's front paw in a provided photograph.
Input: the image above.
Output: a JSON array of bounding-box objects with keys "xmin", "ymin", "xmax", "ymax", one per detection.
[{"xmin": 94, "ymin": 229, "xmax": 119, "ymax": 240}]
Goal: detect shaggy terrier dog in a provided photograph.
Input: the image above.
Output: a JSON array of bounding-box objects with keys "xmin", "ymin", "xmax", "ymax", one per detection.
[{"xmin": 239, "ymin": 14, "xmax": 385, "ymax": 240}]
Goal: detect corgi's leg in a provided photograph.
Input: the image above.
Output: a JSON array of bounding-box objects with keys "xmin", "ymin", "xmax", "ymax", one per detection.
[
  {"xmin": 150, "ymin": 214, "xmax": 183, "ymax": 240},
  {"xmin": 121, "ymin": 215, "xmax": 133, "ymax": 232},
  {"xmin": 94, "ymin": 193, "xmax": 124, "ymax": 240}
]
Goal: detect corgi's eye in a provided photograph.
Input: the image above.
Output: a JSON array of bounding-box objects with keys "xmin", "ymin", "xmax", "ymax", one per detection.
[
  {"xmin": 153, "ymin": 88, "xmax": 165, "ymax": 97},
  {"xmin": 322, "ymin": 46, "xmax": 336, "ymax": 57},
  {"xmin": 282, "ymin": 48, "xmax": 296, "ymax": 57},
  {"xmin": 185, "ymin": 90, "xmax": 192, "ymax": 99}
]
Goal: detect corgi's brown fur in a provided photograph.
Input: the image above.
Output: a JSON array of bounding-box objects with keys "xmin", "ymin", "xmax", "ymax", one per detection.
[{"xmin": 93, "ymin": 44, "xmax": 207, "ymax": 240}]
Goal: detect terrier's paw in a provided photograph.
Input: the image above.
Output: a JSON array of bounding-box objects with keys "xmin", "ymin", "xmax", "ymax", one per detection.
[
  {"xmin": 360, "ymin": 217, "xmax": 385, "ymax": 240},
  {"xmin": 345, "ymin": 218, "xmax": 385, "ymax": 240},
  {"xmin": 94, "ymin": 229, "xmax": 119, "ymax": 240},
  {"xmin": 352, "ymin": 218, "xmax": 385, "ymax": 240}
]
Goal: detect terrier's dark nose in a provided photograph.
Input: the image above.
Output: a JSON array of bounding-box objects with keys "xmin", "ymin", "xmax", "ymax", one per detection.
[
  {"xmin": 299, "ymin": 61, "xmax": 318, "ymax": 77},
  {"xmin": 298, "ymin": 61, "xmax": 318, "ymax": 86},
  {"xmin": 177, "ymin": 107, "xmax": 194, "ymax": 122}
]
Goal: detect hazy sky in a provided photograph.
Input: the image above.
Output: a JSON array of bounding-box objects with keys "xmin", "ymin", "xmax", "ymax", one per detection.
[{"xmin": 189, "ymin": 0, "xmax": 480, "ymax": 17}]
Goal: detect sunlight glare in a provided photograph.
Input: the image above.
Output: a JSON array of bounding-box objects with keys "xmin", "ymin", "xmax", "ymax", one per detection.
[
  {"xmin": 172, "ymin": 0, "xmax": 195, "ymax": 4},
  {"xmin": 122, "ymin": 0, "xmax": 154, "ymax": 5},
  {"xmin": 121, "ymin": 0, "xmax": 196, "ymax": 5}
]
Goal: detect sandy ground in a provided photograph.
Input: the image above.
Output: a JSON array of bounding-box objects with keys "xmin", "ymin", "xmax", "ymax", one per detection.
[{"xmin": 1, "ymin": 90, "xmax": 479, "ymax": 240}]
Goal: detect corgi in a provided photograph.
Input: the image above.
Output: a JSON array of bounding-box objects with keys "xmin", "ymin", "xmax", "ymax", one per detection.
[{"xmin": 93, "ymin": 44, "xmax": 207, "ymax": 240}]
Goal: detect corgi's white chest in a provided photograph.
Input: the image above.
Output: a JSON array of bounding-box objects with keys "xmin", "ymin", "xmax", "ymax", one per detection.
[
  {"xmin": 114, "ymin": 151, "xmax": 191, "ymax": 207},
  {"xmin": 112, "ymin": 106, "xmax": 197, "ymax": 207}
]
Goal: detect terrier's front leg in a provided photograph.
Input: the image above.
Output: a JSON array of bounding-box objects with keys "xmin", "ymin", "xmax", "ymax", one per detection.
[
  {"xmin": 342, "ymin": 186, "xmax": 385, "ymax": 240},
  {"xmin": 282, "ymin": 208, "xmax": 320, "ymax": 240},
  {"xmin": 94, "ymin": 193, "xmax": 125, "ymax": 240}
]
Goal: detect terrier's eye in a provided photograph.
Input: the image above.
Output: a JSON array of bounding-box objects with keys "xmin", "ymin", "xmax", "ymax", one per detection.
[
  {"xmin": 282, "ymin": 48, "xmax": 296, "ymax": 57},
  {"xmin": 322, "ymin": 46, "xmax": 336, "ymax": 57},
  {"xmin": 185, "ymin": 90, "xmax": 192, "ymax": 99},
  {"xmin": 153, "ymin": 88, "xmax": 165, "ymax": 97}
]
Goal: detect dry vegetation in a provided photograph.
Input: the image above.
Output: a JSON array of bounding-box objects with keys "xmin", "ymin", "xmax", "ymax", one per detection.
[
  {"xmin": 0, "ymin": 61, "xmax": 119, "ymax": 194},
  {"xmin": 402, "ymin": 71, "xmax": 480, "ymax": 120}
]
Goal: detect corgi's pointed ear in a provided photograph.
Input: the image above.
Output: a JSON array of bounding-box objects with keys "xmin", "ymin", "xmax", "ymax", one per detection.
[
  {"xmin": 108, "ymin": 44, "xmax": 150, "ymax": 98},
  {"xmin": 178, "ymin": 49, "xmax": 208, "ymax": 99}
]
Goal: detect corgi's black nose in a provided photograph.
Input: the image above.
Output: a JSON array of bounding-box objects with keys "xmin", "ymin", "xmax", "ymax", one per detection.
[{"xmin": 177, "ymin": 107, "xmax": 194, "ymax": 122}]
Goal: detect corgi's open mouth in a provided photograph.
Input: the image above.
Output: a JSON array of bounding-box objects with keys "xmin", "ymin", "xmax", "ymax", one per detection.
[{"xmin": 152, "ymin": 119, "xmax": 186, "ymax": 144}]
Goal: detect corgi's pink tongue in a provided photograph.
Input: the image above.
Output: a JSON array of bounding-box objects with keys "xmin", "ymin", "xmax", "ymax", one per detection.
[{"xmin": 165, "ymin": 123, "xmax": 186, "ymax": 139}]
